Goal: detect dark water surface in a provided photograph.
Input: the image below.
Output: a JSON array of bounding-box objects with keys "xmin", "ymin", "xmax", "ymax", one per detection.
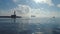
[{"xmin": 0, "ymin": 17, "xmax": 60, "ymax": 34}]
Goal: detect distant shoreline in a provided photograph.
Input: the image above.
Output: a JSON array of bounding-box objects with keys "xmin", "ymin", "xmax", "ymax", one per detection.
[{"xmin": 0, "ymin": 16, "xmax": 22, "ymax": 18}]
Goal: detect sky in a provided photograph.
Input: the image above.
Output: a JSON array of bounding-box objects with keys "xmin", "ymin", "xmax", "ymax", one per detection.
[{"xmin": 0, "ymin": 0, "xmax": 60, "ymax": 17}]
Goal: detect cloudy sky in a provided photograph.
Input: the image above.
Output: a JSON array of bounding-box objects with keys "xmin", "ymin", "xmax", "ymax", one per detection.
[{"xmin": 0, "ymin": 0, "xmax": 60, "ymax": 17}]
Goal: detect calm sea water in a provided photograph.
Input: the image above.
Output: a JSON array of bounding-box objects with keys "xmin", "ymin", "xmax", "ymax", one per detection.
[{"xmin": 0, "ymin": 17, "xmax": 60, "ymax": 34}]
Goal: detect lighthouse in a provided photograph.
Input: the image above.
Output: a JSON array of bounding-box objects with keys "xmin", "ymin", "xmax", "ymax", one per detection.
[{"xmin": 11, "ymin": 11, "xmax": 16, "ymax": 18}]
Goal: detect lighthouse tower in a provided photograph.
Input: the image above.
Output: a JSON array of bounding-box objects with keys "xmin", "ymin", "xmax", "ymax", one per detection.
[
  {"xmin": 11, "ymin": 11, "xmax": 16, "ymax": 18},
  {"xmin": 14, "ymin": 11, "xmax": 16, "ymax": 15}
]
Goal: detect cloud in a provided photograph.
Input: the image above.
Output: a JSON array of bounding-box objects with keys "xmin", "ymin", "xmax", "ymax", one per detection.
[
  {"xmin": 13, "ymin": 4, "xmax": 31, "ymax": 17},
  {"xmin": 31, "ymin": 8, "xmax": 50, "ymax": 17},
  {"xmin": 17, "ymin": 4, "xmax": 31, "ymax": 14},
  {"xmin": 57, "ymin": 4, "xmax": 60, "ymax": 8},
  {"xmin": 33, "ymin": 0, "xmax": 54, "ymax": 6},
  {"xmin": 31, "ymin": 8, "xmax": 60, "ymax": 17}
]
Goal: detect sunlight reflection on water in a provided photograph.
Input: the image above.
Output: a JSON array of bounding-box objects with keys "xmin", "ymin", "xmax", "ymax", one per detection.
[{"xmin": 0, "ymin": 17, "xmax": 60, "ymax": 34}]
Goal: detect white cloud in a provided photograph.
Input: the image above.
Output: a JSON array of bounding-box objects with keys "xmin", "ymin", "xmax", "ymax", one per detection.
[
  {"xmin": 14, "ymin": 5, "xmax": 31, "ymax": 17},
  {"xmin": 33, "ymin": 0, "xmax": 54, "ymax": 6},
  {"xmin": 31, "ymin": 8, "xmax": 60, "ymax": 17},
  {"xmin": 57, "ymin": 4, "xmax": 60, "ymax": 8},
  {"xmin": 17, "ymin": 4, "xmax": 31, "ymax": 14},
  {"xmin": 31, "ymin": 8, "xmax": 51, "ymax": 17}
]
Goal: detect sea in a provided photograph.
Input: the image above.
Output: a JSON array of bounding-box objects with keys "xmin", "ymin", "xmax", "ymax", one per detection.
[{"xmin": 0, "ymin": 17, "xmax": 60, "ymax": 34}]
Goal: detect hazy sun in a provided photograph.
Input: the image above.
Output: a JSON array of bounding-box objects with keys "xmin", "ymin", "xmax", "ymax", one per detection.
[
  {"xmin": 33, "ymin": 0, "xmax": 41, "ymax": 3},
  {"xmin": 33, "ymin": 0, "xmax": 47, "ymax": 3}
]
